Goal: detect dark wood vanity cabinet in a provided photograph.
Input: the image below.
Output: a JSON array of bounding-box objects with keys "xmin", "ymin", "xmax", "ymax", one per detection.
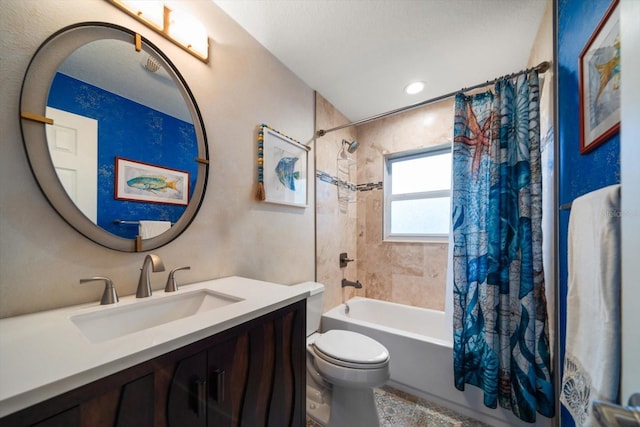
[{"xmin": 0, "ymin": 300, "xmax": 306, "ymax": 427}]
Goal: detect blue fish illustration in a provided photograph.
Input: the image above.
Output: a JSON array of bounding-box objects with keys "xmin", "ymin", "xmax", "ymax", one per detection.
[
  {"xmin": 275, "ymin": 157, "xmax": 300, "ymax": 191},
  {"xmin": 127, "ymin": 175, "xmax": 178, "ymax": 194}
]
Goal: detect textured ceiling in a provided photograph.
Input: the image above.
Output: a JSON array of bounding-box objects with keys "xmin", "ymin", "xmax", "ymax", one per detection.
[
  {"xmin": 213, "ymin": 0, "xmax": 548, "ymax": 122},
  {"xmin": 59, "ymin": 39, "xmax": 191, "ymax": 123}
]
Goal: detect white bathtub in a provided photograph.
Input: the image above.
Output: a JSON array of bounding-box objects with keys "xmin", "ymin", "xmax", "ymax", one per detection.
[{"xmin": 321, "ymin": 297, "xmax": 552, "ymax": 427}]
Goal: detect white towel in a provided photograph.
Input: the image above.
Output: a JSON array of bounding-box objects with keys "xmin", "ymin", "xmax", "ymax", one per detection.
[
  {"xmin": 138, "ymin": 220, "xmax": 171, "ymax": 239},
  {"xmin": 560, "ymin": 184, "xmax": 621, "ymax": 427}
]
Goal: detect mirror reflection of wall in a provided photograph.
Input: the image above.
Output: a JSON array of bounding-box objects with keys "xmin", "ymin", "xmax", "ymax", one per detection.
[{"xmin": 45, "ymin": 39, "xmax": 198, "ymax": 239}]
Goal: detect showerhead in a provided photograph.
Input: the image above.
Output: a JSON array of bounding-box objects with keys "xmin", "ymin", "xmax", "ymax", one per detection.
[{"xmin": 342, "ymin": 139, "xmax": 359, "ymax": 154}]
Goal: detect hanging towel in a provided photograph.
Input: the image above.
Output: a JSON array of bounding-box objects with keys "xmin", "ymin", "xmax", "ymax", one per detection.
[
  {"xmin": 138, "ymin": 220, "xmax": 171, "ymax": 239},
  {"xmin": 560, "ymin": 184, "xmax": 621, "ymax": 427}
]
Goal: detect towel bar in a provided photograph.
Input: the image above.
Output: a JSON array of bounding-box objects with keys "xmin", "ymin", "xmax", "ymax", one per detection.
[{"xmin": 113, "ymin": 219, "xmax": 175, "ymax": 226}]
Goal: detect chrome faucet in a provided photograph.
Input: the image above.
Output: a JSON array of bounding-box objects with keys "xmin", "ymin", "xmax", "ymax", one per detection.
[
  {"xmin": 341, "ymin": 278, "xmax": 362, "ymax": 289},
  {"xmin": 136, "ymin": 254, "xmax": 165, "ymax": 298}
]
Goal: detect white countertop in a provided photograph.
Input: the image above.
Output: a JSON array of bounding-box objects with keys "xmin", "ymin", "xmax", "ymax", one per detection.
[{"xmin": 0, "ymin": 276, "xmax": 310, "ymax": 418}]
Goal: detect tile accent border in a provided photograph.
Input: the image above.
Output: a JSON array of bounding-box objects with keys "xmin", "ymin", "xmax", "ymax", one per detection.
[
  {"xmin": 356, "ymin": 181, "xmax": 383, "ymax": 192},
  {"xmin": 316, "ymin": 170, "xmax": 381, "ymax": 192},
  {"xmin": 316, "ymin": 170, "xmax": 338, "ymax": 185}
]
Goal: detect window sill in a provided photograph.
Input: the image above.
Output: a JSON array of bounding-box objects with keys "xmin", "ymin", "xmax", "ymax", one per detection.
[{"xmin": 383, "ymin": 236, "xmax": 449, "ymax": 244}]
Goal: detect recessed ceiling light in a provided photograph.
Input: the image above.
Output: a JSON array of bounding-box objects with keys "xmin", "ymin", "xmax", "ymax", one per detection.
[{"xmin": 405, "ymin": 81, "xmax": 425, "ymax": 95}]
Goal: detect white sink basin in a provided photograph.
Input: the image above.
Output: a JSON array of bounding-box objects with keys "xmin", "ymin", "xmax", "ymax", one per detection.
[{"xmin": 71, "ymin": 289, "xmax": 243, "ymax": 343}]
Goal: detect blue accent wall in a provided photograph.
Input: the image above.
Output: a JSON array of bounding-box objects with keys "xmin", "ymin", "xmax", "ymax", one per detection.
[
  {"xmin": 558, "ymin": 0, "xmax": 620, "ymax": 425},
  {"xmin": 48, "ymin": 73, "xmax": 198, "ymax": 239}
]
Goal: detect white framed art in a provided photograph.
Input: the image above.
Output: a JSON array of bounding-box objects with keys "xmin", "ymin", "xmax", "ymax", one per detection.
[{"xmin": 257, "ymin": 124, "xmax": 308, "ymax": 208}]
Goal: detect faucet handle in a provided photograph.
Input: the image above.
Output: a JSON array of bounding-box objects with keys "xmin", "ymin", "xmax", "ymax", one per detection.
[
  {"xmin": 80, "ymin": 277, "xmax": 119, "ymax": 305},
  {"xmin": 165, "ymin": 266, "xmax": 191, "ymax": 292},
  {"xmin": 339, "ymin": 252, "xmax": 355, "ymax": 268}
]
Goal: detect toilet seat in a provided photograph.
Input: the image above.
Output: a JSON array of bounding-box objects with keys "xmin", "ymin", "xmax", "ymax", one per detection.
[{"xmin": 311, "ymin": 330, "xmax": 389, "ymax": 369}]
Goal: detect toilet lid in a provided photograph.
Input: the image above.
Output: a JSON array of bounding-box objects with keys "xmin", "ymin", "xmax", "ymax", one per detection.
[{"xmin": 312, "ymin": 330, "xmax": 389, "ymax": 368}]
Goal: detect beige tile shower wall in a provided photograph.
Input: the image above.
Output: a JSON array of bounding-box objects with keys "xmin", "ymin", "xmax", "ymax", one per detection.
[
  {"xmin": 315, "ymin": 95, "xmax": 363, "ymax": 313},
  {"xmin": 355, "ymin": 99, "xmax": 454, "ymax": 311}
]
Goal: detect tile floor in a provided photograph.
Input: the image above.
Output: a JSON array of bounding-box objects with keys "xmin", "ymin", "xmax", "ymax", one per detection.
[{"xmin": 306, "ymin": 385, "xmax": 491, "ymax": 427}]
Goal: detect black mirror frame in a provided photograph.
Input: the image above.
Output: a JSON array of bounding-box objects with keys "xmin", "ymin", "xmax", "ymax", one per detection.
[{"xmin": 19, "ymin": 22, "xmax": 209, "ymax": 252}]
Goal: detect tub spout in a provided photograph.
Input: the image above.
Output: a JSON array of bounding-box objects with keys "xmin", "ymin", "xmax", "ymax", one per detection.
[{"xmin": 341, "ymin": 278, "xmax": 362, "ymax": 289}]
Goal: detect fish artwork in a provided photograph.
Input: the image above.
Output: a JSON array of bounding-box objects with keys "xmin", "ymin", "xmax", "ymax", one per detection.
[
  {"xmin": 127, "ymin": 175, "xmax": 178, "ymax": 194},
  {"xmin": 594, "ymin": 35, "xmax": 621, "ymax": 104},
  {"xmin": 275, "ymin": 157, "xmax": 300, "ymax": 191}
]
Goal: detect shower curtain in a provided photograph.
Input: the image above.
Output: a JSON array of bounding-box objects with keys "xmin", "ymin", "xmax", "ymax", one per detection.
[{"xmin": 450, "ymin": 71, "xmax": 554, "ymax": 423}]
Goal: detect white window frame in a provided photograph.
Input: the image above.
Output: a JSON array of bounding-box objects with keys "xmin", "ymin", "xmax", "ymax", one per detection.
[{"xmin": 383, "ymin": 143, "xmax": 452, "ymax": 242}]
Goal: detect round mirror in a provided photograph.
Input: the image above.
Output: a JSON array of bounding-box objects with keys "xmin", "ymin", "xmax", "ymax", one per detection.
[{"xmin": 20, "ymin": 23, "xmax": 208, "ymax": 252}]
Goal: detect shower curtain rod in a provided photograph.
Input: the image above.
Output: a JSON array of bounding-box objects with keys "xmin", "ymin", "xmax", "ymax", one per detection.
[{"xmin": 316, "ymin": 60, "xmax": 551, "ymax": 137}]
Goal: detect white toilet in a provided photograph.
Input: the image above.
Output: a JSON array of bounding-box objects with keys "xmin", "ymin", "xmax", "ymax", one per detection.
[{"xmin": 297, "ymin": 282, "xmax": 390, "ymax": 427}]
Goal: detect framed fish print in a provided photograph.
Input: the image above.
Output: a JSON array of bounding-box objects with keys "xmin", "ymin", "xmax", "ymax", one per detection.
[
  {"xmin": 579, "ymin": 0, "xmax": 620, "ymax": 154},
  {"xmin": 115, "ymin": 157, "xmax": 189, "ymax": 205},
  {"xmin": 257, "ymin": 124, "xmax": 309, "ymax": 207}
]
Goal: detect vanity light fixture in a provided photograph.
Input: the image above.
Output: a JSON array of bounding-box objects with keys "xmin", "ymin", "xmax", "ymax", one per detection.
[
  {"xmin": 107, "ymin": 0, "xmax": 210, "ymax": 63},
  {"xmin": 404, "ymin": 81, "xmax": 425, "ymax": 95}
]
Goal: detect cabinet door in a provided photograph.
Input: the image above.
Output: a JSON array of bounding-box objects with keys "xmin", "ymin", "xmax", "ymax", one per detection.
[
  {"xmin": 32, "ymin": 407, "xmax": 79, "ymax": 427},
  {"xmin": 207, "ymin": 334, "xmax": 248, "ymax": 427},
  {"xmin": 241, "ymin": 320, "xmax": 276, "ymax": 425},
  {"xmin": 268, "ymin": 310, "xmax": 305, "ymax": 426},
  {"xmin": 114, "ymin": 374, "xmax": 154, "ymax": 427},
  {"xmin": 241, "ymin": 307, "xmax": 305, "ymax": 427},
  {"xmin": 81, "ymin": 374, "xmax": 154, "ymax": 427},
  {"xmin": 0, "ymin": 371, "xmax": 155, "ymax": 427},
  {"xmin": 206, "ymin": 300, "xmax": 305, "ymax": 427},
  {"xmin": 167, "ymin": 351, "xmax": 208, "ymax": 427}
]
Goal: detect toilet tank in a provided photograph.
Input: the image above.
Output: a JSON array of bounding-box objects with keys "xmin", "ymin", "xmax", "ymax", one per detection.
[{"xmin": 293, "ymin": 282, "xmax": 325, "ymax": 336}]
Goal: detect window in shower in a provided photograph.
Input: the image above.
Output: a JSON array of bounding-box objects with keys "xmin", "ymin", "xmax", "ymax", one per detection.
[{"xmin": 383, "ymin": 144, "xmax": 451, "ymax": 242}]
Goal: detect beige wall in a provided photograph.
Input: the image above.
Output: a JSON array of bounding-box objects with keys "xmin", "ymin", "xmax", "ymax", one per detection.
[
  {"xmin": 0, "ymin": 0, "xmax": 315, "ymax": 318},
  {"xmin": 355, "ymin": 101, "xmax": 453, "ymax": 311},
  {"xmin": 314, "ymin": 94, "xmax": 363, "ymax": 313},
  {"xmin": 314, "ymin": 94, "xmax": 451, "ymax": 312}
]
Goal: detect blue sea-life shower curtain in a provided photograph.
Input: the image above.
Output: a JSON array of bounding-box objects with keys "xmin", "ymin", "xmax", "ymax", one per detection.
[{"xmin": 451, "ymin": 72, "xmax": 554, "ymax": 423}]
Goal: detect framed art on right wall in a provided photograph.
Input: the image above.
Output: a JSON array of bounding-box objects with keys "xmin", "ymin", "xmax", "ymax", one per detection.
[{"xmin": 579, "ymin": 0, "xmax": 621, "ymax": 154}]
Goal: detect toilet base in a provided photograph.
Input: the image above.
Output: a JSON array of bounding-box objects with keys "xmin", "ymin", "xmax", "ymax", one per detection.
[
  {"xmin": 306, "ymin": 384, "xmax": 331, "ymax": 426},
  {"xmin": 328, "ymin": 386, "xmax": 380, "ymax": 427}
]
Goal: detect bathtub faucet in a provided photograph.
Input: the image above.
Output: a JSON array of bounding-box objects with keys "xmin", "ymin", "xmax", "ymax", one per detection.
[{"xmin": 341, "ymin": 278, "xmax": 362, "ymax": 289}]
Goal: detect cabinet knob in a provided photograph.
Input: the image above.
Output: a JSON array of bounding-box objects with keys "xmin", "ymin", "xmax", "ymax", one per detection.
[
  {"xmin": 195, "ymin": 379, "xmax": 206, "ymax": 417},
  {"xmin": 212, "ymin": 369, "xmax": 225, "ymax": 403}
]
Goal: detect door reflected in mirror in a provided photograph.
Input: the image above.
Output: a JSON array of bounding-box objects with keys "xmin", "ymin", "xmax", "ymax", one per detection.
[{"xmin": 45, "ymin": 38, "xmax": 198, "ymax": 239}]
